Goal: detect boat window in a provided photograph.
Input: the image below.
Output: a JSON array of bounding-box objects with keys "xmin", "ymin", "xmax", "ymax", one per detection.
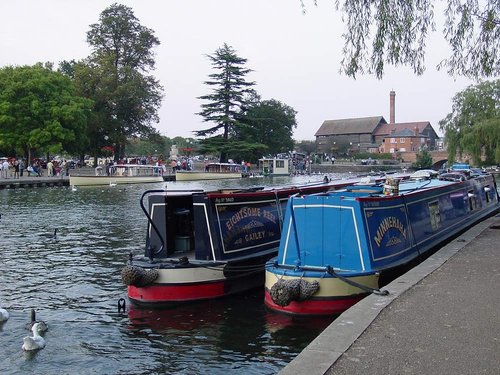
[
  {"xmin": 468, "ymin": 190, "xmax": 477, "ymax": 211},
  {"xmin": 485, "ymin": 186, "xmax": 491, "ymax": 203},
  {"xmin": 428, "ymin": 201, "xmax": 441, "ymax": 231}
]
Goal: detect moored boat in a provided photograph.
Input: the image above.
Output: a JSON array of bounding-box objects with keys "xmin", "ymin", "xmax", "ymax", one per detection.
[
  {"xmin": 264, "ymin": 166, "xmax": 499, "ymax": 316},
  {"xmin": 175, "ymin": 162, "xmax": 243, "ymax": 181},
  {"xmin": 259, "ymin": 157, "xmax": 291, "ymax": 176},
  {"xmin": 69, "ymin": 164, "xmax": 164, "ymax": 186},
  {"xmin": 121, "ymin": 175, "xmax": 398, "ymax": 306}
]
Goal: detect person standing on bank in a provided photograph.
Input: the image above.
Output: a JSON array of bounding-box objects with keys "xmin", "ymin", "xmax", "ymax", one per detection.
[
  {"xmin": 2, "ymin": 159, "xmax": 9, "ymax": 178},
  {"xmin": 14, "ymin": 160, "xmax": 20, "ymax": 178},
  {"xmin": 47, "ymin": 160, "xmax": 54, "ymax": 177}
]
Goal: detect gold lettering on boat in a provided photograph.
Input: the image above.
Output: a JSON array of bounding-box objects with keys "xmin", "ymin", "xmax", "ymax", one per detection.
[
  {"xmin": 374, "ymin": 216, "xmax": 407, "ymax": 247},
  {"xmin": 225, "ymin": 207, "xmax": 277, "ymax": 231}
]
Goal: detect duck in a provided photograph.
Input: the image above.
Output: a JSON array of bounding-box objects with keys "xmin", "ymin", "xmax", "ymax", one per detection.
[
  {"xmin": 0, "ymin": 307, "xmax": 9, "ymax": 322},
  {"xmin": 25, "ymin": 309, "xmax": 48, "ymax": 332},
  {"xmin": 40, "ymin": 228, "xmax": 57, "ymax": 239},
  {"xmin": 22, "ymin": 322, "xmax": 46, "ymax": 351}
]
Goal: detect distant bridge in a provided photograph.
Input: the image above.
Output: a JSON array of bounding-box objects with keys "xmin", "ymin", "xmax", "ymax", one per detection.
[{"xmin": 401, "ymin": 151, "xmax": 448, "ymax": 169}]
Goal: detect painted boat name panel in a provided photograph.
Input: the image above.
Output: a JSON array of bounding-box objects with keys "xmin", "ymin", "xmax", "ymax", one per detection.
[
  {"xmin": 216, "ymin": 200, "xmax": 281, "ymax": 253},
  {"xmin": 363, "ymin": 204, "xmax": 413, "ymax": 264}
]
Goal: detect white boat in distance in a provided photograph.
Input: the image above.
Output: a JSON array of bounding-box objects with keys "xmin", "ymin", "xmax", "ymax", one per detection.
[
  {"xmin": 69, "ymin": 164, "xmax": 164, "ymax": 186},
  {"xmin": 175, "ymin": 163, "xmax": 243, "ymax": 181}
]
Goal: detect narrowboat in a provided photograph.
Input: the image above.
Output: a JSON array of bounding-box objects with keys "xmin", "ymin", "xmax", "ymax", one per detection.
[
  {"xmin": 121, "ymin": 175, "xmax": 395, "ymax": 306},
  {"xmin": 264, "ymin": 166, "xmax": 499, "ymax": 316},
  {"xmin": 175, "ymin": 163, "xmax": 243, "ymax": 181},
  {"xmin": 69, "ymin": 164, "xmax": 164, "ymax": 186}
]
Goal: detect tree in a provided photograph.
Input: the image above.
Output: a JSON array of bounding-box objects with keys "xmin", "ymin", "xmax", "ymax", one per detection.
[
  {"xmin": 413, "ymin": 149, "xmax": 433, "ymax": 169},
  {"xmin": 295, "ymin": 140, "xmax": 317, "ymax": 155},
  {"xmin": 304, "ymin": 1, "xmax": 499, "ymax": 79},
  {"xmin": 196, "ymin": 43, "xmax": 255, "ymax": 162},
  {"xmin": 237, "ymin": 98, "xmax": 297, "ymax": 156},
  {"xmin": 439, "ymin": 79, "xmax": 500, "ymax": 165},
  {"xmin": 0, "ymin": 64, "xmax": 92, "ymax": 163},
  {"xmin": 72, "ymin": 3, "xmax": 163, "ymax": 161},
  {"xmin": 125, "ymin": 134, "xmax": 172, "ymax": 159}
]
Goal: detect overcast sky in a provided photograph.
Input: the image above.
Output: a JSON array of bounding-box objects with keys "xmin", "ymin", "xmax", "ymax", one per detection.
[{"xmin": 1, "ymin": 0, "xmax": 477, "ymax": 140}]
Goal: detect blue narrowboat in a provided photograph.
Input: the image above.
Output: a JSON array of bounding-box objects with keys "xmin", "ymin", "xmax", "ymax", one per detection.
[{"xmin": 265, "ymin": 167, "xmax": 499, "ymax": 316}]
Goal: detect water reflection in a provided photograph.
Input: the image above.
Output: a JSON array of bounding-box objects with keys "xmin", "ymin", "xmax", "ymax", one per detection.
[{"xmin": 0, "ymin": 176, "xmax": 335, "ymax": 375}]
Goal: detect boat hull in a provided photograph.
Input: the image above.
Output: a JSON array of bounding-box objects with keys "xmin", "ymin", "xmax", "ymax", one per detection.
[
  {"xmin": 264, "ymin": 271, "xmax": 378, "ymax": 315},
  {"xmin": 69, "ymin": 175, "xmax": 163, "ymax": 186},
  {"xmin": 127, "ymin": 257, "xmax": 269, "ymax": 306}
]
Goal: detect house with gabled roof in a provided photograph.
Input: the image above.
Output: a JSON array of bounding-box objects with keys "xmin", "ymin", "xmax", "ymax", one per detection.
[
  {"xmin": 315, "ymin": 91, "xmax": 439, "ymax": 155},
  {"xmin": 315, "ymin": 116, "xmax": 388, "ymax": 154},
  {"xmin": 378, "ymin": 127, "xmax": 430, "ymax": 154}
]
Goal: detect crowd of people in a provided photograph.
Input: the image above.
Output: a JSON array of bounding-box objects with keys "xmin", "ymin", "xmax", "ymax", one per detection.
[{"xmin": 0, "ymin": 158, "xmax": 72, "ymax": 179}]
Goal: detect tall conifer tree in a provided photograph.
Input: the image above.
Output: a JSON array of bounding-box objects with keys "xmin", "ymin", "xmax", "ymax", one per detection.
[{"xmin": 196, "ymin": 43, "xmax": 255, "ymax": 163}]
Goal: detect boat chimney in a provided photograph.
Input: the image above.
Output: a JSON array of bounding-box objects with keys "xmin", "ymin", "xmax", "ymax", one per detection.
[{"xmin": 390, "ymin": 90, "xmax": 396, "ymax": 124}]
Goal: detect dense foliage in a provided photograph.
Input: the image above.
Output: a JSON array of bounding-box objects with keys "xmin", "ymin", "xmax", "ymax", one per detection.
[
  {"xmin": 303, "ymin": 0, "xmax": 499, "ymax": 79},
  {"xmin": 413, "ymin": 149, "xmax": 434, "ymax": 169},
  {"xmin": 237, "ymin": 98, "xmax": 297, "ymax": 156},
  {"xmin": 0, "ymin": 64, "xmax": 92, "ymax": 162},
  {"xmin": 67, "ymin": 3, "xmax": 163, "ymax": 161},
  {"xmin": 439, "ymin": 79, "xmax": 500, "ymax": 165}
]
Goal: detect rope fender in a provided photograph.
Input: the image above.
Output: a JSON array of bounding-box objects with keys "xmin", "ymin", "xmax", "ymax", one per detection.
[
  {"xmin": 269, "ymin": 279, "xmax": 320, "ymax": 307},
  {"xmin": 121, "ymin": 265, "xmax": 159, "ymax": 287}
]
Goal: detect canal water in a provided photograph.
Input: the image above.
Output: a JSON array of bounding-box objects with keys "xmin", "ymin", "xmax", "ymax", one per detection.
[{"xmin": 0, "ymin": 175, "xmax": 339, "ymax": 375}]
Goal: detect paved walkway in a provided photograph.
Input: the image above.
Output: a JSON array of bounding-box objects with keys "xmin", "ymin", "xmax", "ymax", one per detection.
[{"xmin": 280, "ymin": 213, "xmax": 500, "ymax": 375}]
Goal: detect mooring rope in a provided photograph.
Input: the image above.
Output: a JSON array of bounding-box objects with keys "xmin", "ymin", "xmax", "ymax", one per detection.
[{"xmin": 325, "ymin": 266, "xmax": 388, "ymax": 296}]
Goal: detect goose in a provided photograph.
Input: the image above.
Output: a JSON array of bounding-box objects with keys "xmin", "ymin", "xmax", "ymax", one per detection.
[
  {"xmin": 0, "ymin": 307, "xmax": 9, "ymax": 322},
  {"xmin": 22, "ymin": 322, "xmax": 46, "ymax": 351},
  {"xmin": 25, "ymin": 309, "xmax": 48, "ymax": 332}
]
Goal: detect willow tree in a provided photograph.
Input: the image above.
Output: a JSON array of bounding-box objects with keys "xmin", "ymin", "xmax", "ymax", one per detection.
[
  {"xmin": 303, "ymin": 0, "xmax": 499, "ymax": 79},
  {"xmin": 196, "ymin": 43, "xmax": 255, "ymax": 163},
  {"xmin": 439, "ymin": 80, "xmax": 500, "ymax": 165},
  {"xmin": 71, "ymin": 3, "xmax": 163, "ymax": 161}
]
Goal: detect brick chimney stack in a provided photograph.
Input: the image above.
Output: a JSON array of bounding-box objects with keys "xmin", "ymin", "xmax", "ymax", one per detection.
[{"xmin": 390, "ymin": 90, "xmax": 396, "ymax": 124}]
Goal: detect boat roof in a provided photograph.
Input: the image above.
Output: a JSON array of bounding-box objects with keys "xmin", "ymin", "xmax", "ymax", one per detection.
[
  {"xmin": 207, "ymin": 162, "xmax": 240, "ymax": 166},
  {"xmin": 111, "ymin": 164, "xmax": 159, "ymax": 168}
]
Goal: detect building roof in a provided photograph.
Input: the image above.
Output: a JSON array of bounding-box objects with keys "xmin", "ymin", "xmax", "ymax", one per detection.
[
  {"xmin": 387, "ymin": 128, "xmax": 429, "ymax": 137},
  {"xmin": 373, "ymin": 121, "xmax": 432, "ymax": 136},
  {"xmin": 315, "ymin": 116, "xmax": 387, "ymax": 136}
]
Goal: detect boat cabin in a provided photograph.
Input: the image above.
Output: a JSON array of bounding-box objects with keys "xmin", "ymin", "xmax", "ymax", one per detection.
[{"xmin": 258, "ymin": 157, "xmax": 290, "ymax": 176}]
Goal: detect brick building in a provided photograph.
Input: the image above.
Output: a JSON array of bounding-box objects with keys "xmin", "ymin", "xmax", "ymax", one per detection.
[{"xmin": 315, "ymin": 91, "xmax": 439, "ymax": 155}]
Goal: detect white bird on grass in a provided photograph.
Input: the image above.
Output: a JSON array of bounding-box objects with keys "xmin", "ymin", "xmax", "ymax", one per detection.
[
  {"xmin": 22, "ymin": 322, "xmax": 46, "ymax": 351},
  {"xmin": 25, "ymin": 309, "xmax": 48, "ymax": 332},
  {"xmin": 0, "ymin": 307, "xmax": 9, "ymax": 322}
]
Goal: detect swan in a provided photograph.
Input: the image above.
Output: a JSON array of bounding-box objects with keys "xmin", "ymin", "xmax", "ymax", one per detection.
[
  {"xmin": 0, "ymin": 307, "xmax": 9, "ymax": 322},
  {"xmin": 22, "ymin": 322, "xmax": 46, "ymax": 351},
  {"xmin": 25, "ymin": 309, "xmax": 48, "ymax": 332},
  {"xmin": 109, "ymin": 181, "xmax": 117, "ymax": 187}
]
